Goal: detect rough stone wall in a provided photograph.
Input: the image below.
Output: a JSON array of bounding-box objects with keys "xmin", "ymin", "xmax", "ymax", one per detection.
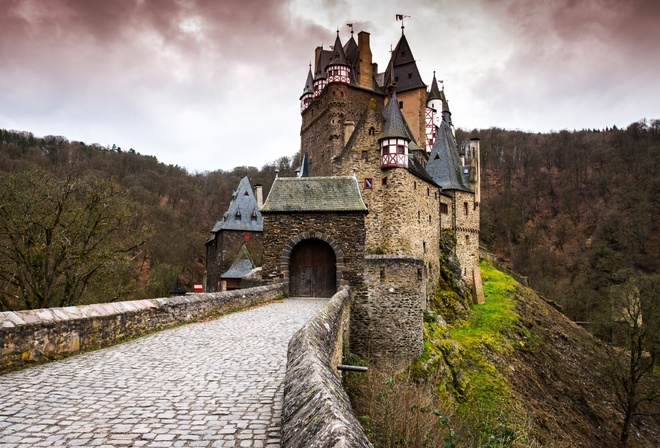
[
  {"xmin": 364, "ymin": 169, "xmax": 441, "ymax": 285},
  {"xmin": 206, "ymin": 230, "xmax": 264, "ymax": 292},
  {"xmin": 0, "ymin": 283, "xmax": 285, "ymax": 373},
  {"xmin": 260, "ymin": 213, "xmax": 366, "ymax": 289},
  {"xmin": 300, "ymin": 84, "xmax": 383, "ymax": 177},
  {"xmin": 394, "ymin": 88, "xmax": 428, "ymax": 150},
  {"xmin": 282, "ymin": 286, "xmax": 372, "ymax": 448},
  {"xmin": 451, "ymin": 190, "xmax": 480, "ymax": 289},
  {"xmin": 351, "ymin": 256, "xmax": 425, "ymax": 368}
]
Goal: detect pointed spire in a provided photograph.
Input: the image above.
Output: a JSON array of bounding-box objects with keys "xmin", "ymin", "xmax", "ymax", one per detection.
[
  {"xmin": 329, "ymin": 32, "xmax": 349, "ymax": 67},
  {"xmin": 427, "ymin": 71, "xmax": 442, "ymax": 102},
  {"xmin": 384, "ymin": 33, "xmax": 425, "ymax": 93},
  {"xmin": 303, "ymin": 64, "xmax": 314, "ymax": 94},
  {"xmin": 381, "ymin": 91, "xmax": 409, "ymax": 140}
]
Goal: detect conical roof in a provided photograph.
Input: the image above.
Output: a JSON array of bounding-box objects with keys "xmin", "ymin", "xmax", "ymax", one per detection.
[
  {"xmin": 328, "ymin": 32, "xmax": 349, "ymax": 67},
  {"xmin": 380, "ymin": 91, "xmax": 409, "ymax": 140},
  {"xmin": 426, "ymin": 121, "xmax": 472, "ymax": 192},
  {"xmin": 427, "ymin": 72, "xmax": 442, "ymax": 102},
  {"xmin": 314, "ymin": 50, "xmax": 331, "ymax": 80},
  {"xmin": 343, "ymin": 35, "xmax": 358, "ymax": 66},
  {"xmin": 301, "ymin": 65, "xmax": 314, "ymax": 96}
]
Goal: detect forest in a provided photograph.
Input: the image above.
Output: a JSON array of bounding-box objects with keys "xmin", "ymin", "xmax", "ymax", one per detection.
[{"xmin": 1, "ymin": 120, "xmax": 658, "ymax": 331}]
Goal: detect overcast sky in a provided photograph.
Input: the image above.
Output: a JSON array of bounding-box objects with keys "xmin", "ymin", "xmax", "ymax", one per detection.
[{"xmin": 1, "ymin": 0, "xmax": 659, "ymax": 172}]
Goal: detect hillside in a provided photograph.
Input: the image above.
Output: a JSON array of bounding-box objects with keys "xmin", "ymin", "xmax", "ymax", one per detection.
[
  {"xmin": 347, "ymin": 261, "xmax": 659, "ymax": 447},
  {"xmin": 456, "ymin": 120, "xmax": 659, "ymax": 327}
]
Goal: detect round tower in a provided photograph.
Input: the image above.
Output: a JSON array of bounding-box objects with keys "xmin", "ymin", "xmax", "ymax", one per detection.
[
  {"xmin": 300, "ymin": 64, "xmax": 314, "ymax": 113},
  {"xmin": 326, "ymin": 32, "xmax": 351, "ymax": 85},
  {"xmin": 380, "ymin": 91, "xmax": 409, "ymax": 169}
]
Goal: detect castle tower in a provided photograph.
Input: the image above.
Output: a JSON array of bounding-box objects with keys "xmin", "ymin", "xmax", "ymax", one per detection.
[
  {"xmin": 300, "ymin": 65, "xmax": 314, "ymax": 113},
  {"xmin": 326, "ymin": 32, "xmax": 351, "ymax": 85},
  {"xmin": 380, "ymin": 91, "xmax": 409, "ymax": 169},
  {"xmin": 385, "ymin": 32, "xmax": 427, "ymax": 149},
  {"xmin": 313, "ymin": 46, "xmax": 330, "ymax": 98}
]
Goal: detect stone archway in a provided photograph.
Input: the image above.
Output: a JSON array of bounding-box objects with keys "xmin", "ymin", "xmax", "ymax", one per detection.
[{"xmin": 279, "ymin": 233, "xmax": 345, "ymax": 298}]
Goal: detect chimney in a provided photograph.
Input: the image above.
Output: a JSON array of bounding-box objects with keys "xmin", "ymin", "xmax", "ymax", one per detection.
[
  {"xmin": 357, "ymin": 31, "xmax": 373, "ymax": 89},
  {"xmin": 344, "ymin": 121, "xmax": 355, "ymax": 146},
  {"xmin": 314, "ymin": 46, "xmax": 323, "ymax": 75},
  {"xmin": 255, "ymin": 185, "xmax": 263, "ymax": 208}
]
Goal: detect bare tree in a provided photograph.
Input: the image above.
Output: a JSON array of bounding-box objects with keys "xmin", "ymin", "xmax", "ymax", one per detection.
[
  {"xmin": 0, "ymin": 170, "xmax": 148, "ymax": 310},
  {"xmin": 603, "ymin": 274, "xmax": 660, "ymax": 447}
]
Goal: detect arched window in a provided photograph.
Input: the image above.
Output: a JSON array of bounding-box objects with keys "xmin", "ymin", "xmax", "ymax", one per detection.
[{"xmin": 235, "ymin": 211, "xmax": 241, "ymax": 221}]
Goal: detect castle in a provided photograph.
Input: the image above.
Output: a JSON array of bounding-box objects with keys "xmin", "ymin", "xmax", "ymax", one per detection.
[{"xmin": 207, "ymin": 25, "xmax": 481, "ymax": 365}]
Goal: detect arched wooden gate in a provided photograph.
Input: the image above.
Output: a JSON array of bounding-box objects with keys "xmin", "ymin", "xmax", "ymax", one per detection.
[{"xmin": 289, "ymin": 239, "xmax": 337, "ymax": 298}]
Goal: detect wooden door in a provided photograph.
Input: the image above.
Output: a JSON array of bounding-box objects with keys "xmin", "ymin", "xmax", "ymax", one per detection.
[{"xmin": 289, "ymin": 239, "xmax": 336, "ymax": 298}]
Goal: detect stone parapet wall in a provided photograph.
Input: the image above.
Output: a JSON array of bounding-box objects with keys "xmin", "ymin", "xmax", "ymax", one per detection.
[
  {"xmin": 0, "ymin": 283, "xmax": 286, "ymax": 373},
  {"xmin": 282, "ymin": 286, "xmax": 373, "ymax": 448},
  {"xmin": 351, "ymin": 255, "xmax": 425, "ymax": 368}
]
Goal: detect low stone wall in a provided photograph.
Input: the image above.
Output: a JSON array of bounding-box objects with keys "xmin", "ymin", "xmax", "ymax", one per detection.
[
  {"xmin": 282, "ymin": 286, "xmax": 373, "ymax": 448},
  {"xmin": 0, "ymin": 283, "xmax": 286, "ymax": 373}
]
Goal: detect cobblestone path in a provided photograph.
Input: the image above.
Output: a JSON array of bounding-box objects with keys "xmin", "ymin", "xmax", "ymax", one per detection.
[{"xmin": 0, "ymin": 298, "xmax": 327, "ymax": 448}]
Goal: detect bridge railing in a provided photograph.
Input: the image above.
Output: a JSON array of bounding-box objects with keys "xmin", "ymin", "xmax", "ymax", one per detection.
[
  {"xmin": 282, "ymin": 286, "xmax": 373, "ymax": 448},
  {"xmin": 0, "ymin": 283, "xmax": 286, "ymax": 374}
]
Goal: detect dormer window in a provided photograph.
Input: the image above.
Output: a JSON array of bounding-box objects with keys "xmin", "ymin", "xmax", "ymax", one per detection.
[
  {"xmin": 251, "ymin": 213, "xmax": 257, "ymax": 222},
  {"xmin": 235, "ymin": 212, "xmax": 241, "ymax": 221}
]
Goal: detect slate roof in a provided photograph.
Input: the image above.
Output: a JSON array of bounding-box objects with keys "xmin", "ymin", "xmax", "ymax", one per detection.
[
  {"xmin": 427, "ymin": 72, "xmax": 442, "ymax": 102},
  {"xmin": 328, "ymin": 33, "xmax": 350, "ymax": 67},
  {"xmin": 314, "ymin": 50, "xmax": 331, "ymax": 80},
  {"xmin": 343, "ymin": 35, "xmax": 358, "ymax": 67},
  {"xmin": 261, "ymin": 176, "xmax": 367, "ymax": 213},
  {"xmin": 426, "ymin": 121, "xmax": 472, "ymax": 192},
  {"xmin": 384, "ymin": 34, "xmax": 426, "ymax": 93},
  {"xmin": 221, "ymin": 245, "xmax": 254, "ymax": 279},
  {"xmin": 300, "ymin": 65, "xmax": 314, "ymax": 98},
  {"xmin": 380, "ymin": 91, "xmax": 409, "ymax": 140},
  {"xmin": 211, "ymin": 176, "xmax": 264, "ymax": 233}
]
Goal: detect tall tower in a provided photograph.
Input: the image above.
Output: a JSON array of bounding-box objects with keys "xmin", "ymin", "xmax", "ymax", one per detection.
[
  {"xmin": 425, "ymin": 72, "xmax": 442, "ymax": 152},
  {"xmin": 380, "ymin": 91, "xmax": 409, "ymax": 169}
]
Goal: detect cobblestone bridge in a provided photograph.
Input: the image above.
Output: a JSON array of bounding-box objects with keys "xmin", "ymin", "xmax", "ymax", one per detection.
[{"xmin": 0, "ymin": 298, "xmax": 327, "ymax": 448}]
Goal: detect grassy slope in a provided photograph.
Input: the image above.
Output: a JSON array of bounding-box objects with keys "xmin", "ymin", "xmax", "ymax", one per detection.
[{"xmin": 456, "ymin": 261, "xmax": 660, "ymax": 447}]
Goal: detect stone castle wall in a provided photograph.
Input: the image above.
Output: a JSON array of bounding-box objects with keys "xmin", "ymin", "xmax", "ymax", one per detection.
[
  {"xmin": 351, "ymin": 255, "xmax": 425, "ymax": 368},
  {"xmin": 0, "ymin": 284, "xmax": 286, "ymax": 374}
]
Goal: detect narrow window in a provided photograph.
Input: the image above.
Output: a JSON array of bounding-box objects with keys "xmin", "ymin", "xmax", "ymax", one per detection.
[
  {"xmin": 440, "ymin": 203, "xmax": 448, "ymax": 214},
  {"xmin": 382, "ymin": 177, "xmax": 387, "ymax": 186},
  {"xmin": 427, "ymin": 187, "xmax": 430, "ymax": 196},
  {"xmin": 251, "ymin": 213, "xmax": 257, "ymax": 222},
  {"xmin": 361, "ymin": 150, "xmax": 368, "ymax": 159},
  {"xmin": 364, "ymin": 178, "xmax": 373, "ymax": 189},
  {"xmin": 398, "ymin": 101, "xmax": 403, "ymax": 109},
  {"xmin": 397, "ymin": 145, "xmax": 405, "ymax": 154},
  {"xmin": 464, "ymin": 202, "xmax": 469, "ymax": 216},
  {"xmin": 368, "ymin": 127, "xmax": 375, "ymax": 136},
  {"xmin": 417, "ymin": 210, "xmax": 421, "ymax": 221},
  {"xmin": 414, "ymin": 181, "xmax": 417, "ymax": 190},
  {"xmin": 380, "ymin": 267, "xmax": 385, "ymax": 281},
  {"xmin": 235, "ymin": 212, "xmax": 241, "ymax": 221},
  {"xmin": 423, "ymin": 241, "xmax": 427, "ymax": 253},
  {"xmin": 428, "ymin": 215, "xmax": 432, "ymax": 223},
  {"xmin": 408, "ymin": 73, "xmax": 412, "ymax": 79}
]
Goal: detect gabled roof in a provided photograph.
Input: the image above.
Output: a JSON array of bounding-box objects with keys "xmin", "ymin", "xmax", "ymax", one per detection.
[
  {"xmin": 380, "ymin": 91, "xmax": 409, "ymax": 141},
  {"xmin": 426, "ymin": 121, "xmax": 472, "ymax": 192},
  {"xmin": 211, "ymin": 176, "xmax": 264, "ymax": 232},
  {"xmin": 221, "ymin": 245, "xmax": 255, "ymax": 279},
  {"xmin": 261, "ymin": 176, "xmax": 367, "ymax": 213},
  {"xmin": 300, "ymin": 65, "xmax": 314, "ymax": 98},
  {"xmin": 384, "ymin": 34, "xmax": 426, "ymax": 93}
]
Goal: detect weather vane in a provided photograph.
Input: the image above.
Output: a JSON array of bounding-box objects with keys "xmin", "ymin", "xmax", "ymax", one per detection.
[
  {"xmin": 347, "ymin": 23, "xmax": 354, "ymax": 36},
  {"xmin": 395, "ymin": 14, "xmax": 410, "ymax": 33}
]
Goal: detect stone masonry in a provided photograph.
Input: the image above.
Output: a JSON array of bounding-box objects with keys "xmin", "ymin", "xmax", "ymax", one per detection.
[{"xmin": 0, "ymin": 298, "xmax": 326, "ymax": 448}]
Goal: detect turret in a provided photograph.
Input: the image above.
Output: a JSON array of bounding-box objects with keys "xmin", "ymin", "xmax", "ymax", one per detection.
[
  {"xmin": 313, "ymin": 46, "xmax": 329, "ymax": 98},
  {"xmin": 326, "ymin": 32, "xmax": 351, "ymax": 85},
  {"xmin": 380, "ymin": 91, "xmax": 409, "ymax": 169},
  {"xmin": 300, "ymin": 64, "xmax": 314, "ymax": 113}
]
